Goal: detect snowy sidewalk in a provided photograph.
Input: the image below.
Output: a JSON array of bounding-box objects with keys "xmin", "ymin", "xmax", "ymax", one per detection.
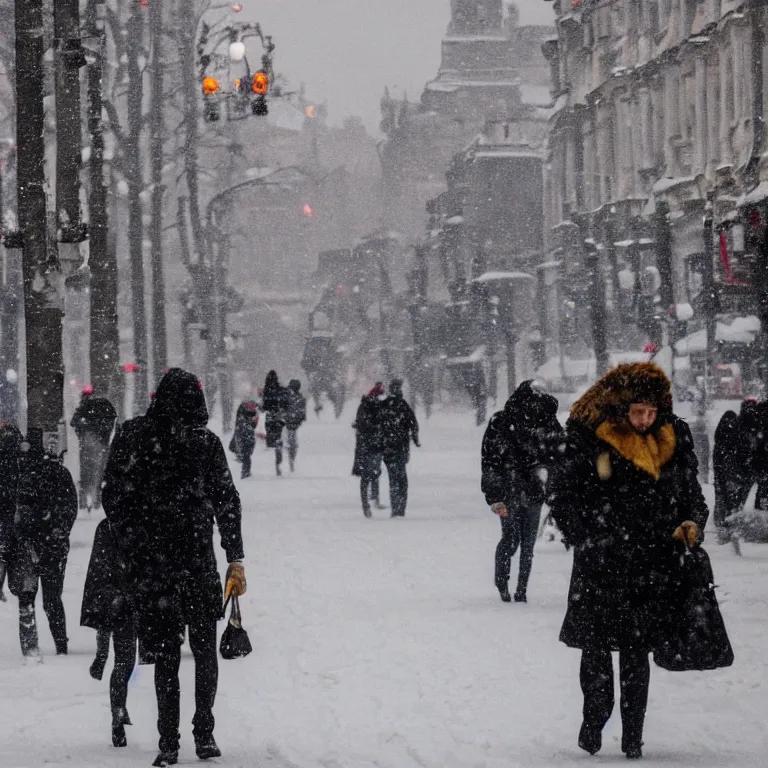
[{"xmin": 0, "ymin": 408, "xmax": 766, "ymax": 767}]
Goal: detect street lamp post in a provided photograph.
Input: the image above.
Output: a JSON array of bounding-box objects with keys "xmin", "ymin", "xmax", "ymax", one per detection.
[{"xmin": 585, "ymin": 239, "xmax": 609, "ymax": 376}]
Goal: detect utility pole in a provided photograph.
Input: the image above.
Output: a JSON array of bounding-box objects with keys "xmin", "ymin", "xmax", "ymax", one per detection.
[
  {"xmin": 16, "ymin": 0, "xmax": 64, "ymax": 446},
  {"xmin": 86, "ymin": 0, "xmax": 120, "ymax": 403},
  {"xmin": 126, "ymin": 1, "xmax": 149, "ymax": 414},
  {"xmin": 148, "ymin": 0, "xmax": 167, "ymax": 386}
]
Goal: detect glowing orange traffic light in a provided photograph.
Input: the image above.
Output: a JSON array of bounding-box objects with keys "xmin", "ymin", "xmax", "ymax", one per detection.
[
  {"xmin": 252, "ymin": 71, "xmax": 269, "ymax": 95},
  {"xmin": 202, "ymin": 77, "xmax": 220, "ymax": 96}
]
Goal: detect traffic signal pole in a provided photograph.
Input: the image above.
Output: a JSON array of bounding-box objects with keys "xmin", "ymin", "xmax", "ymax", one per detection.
[{"xmin": 16, "ymin": 0, "xmax": 65, "ymax": 445}]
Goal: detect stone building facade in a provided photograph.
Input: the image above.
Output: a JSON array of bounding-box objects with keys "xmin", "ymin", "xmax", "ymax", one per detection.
[{"xmin": 542, "ymin": 0, "xmax": 768, "ymax": 386}]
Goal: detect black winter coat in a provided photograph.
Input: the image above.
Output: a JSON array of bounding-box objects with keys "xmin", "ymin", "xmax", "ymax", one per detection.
[
  {"xmin": 71, "ymin": 396, "xmax": 117, "ymax": 444},
  {"xmin": 285, "ymin": 390, "xmax": 307, "ymax": 430},
  {"xmin": 8, "ymin": 449, "xmax": 78, "ymax": 595},
  {"xmin": 481, "ymin": 381, "xmax": 562, "ymax": 507},
  {"xmin": 80, "ymin": 518, "xmax": 131, "ymax": 630},
  {"xmin": 549, "ymin": 415, "xmax": 709, "ymax": 651},
  {"xmin": 380, "ymin": 395, "xmax": 419, "ymax": 462},
  {"xmin": 230, "ymin": 402, "xmax": 258, "ymax": 458},
  {"xmin": 102, "ymin": 369, "xmax": 244, "ymax": 653},
  {"xmin": 352, "ymin": 394, "xmax": 384, "ymax": 477}
]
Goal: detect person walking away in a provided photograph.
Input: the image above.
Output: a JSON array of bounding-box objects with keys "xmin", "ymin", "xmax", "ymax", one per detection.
[
  {"xmin": 7, "ymin": 428, "xmax": 78, "ymax": 658},
  {"xmin": 548, "ymin": 362, "xmax": 709, "ymax": 760},
  {"xmin": 380, "ymin": 379, "xmax": 420, "ymax": 517},
  {"xmin": 352, "ymin": 383, "xmax": 387, "ymax": 517},
  {"xmin": 262, "ymin": 370, "xmax": 288, "ymax": 476},
  {"xmin": 229, "ymin": 399, "xmax": 259, "ymax": 478},
  {"xmin": 0, "ymin": 422, "xmax": 22, "ymax": 604},
  {"xmin": 71, "ymin": 387, "xmax": 117, "ymax": 512},
  {"xmin": 712, "ymin": 399, "xmax": 760, "ymax": 545},
  {"xmin": 81, "ymin": 518, "xmax": 137, "ymax": 747},
  {"xmin": 102, "ymin": 368, "xmax": 246, "ymax": 766},
  {"xmin": 481, "ymin": 380, "xmax": 563, "ymax": 603},
  {"xmin": 285, "ymin": 379, "xmax": 307, "ymax": 473}
]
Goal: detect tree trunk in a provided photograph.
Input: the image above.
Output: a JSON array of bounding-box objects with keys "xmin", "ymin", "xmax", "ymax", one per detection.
[
  {"xmin": 148, "ymin": 0, "xmax": 167, "ymax": 386},
  {"xmin": 16, "ymin": 0, "xmax": 64, "ymax": 444},
  {"xmin": 87, "ymin": 0, "xmax": 121, "ymax": 405},
  {"xmin": 126, "ymin": 3, "xmax": 148, "ymax": 415}
]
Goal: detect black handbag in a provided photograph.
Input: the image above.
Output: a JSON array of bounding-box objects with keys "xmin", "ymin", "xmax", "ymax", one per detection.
[
  {"xmin": 219, "ymin": 596, "xmax": 252, "ymax": 660},
  {"xmin": 653, "ymin": 544, "xmax": 734, "ymax": 672}
]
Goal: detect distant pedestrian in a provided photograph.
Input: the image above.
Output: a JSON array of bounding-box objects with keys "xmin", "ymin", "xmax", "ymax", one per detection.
[
  {"xmin": 352, "ymin": 383, "xmax": 386, "ymax": 517},
  {"xmin": 380, "ymin": 378, "xmax": 420, "ymax": 517},
  {"xmin": 7, "ymin": 428, "xmax": 78, "ymax": 659},
  {"xmin": 263, "ymin": 370, "xmax": 288, "ymax": 476},
  {"xmin": 548, "ymin": 362, "xmax": 709, "ymax": 760},
  {"xmin": 80, "ymin": 518, "xmax": 137, "ymax": 748},
  {"xmin": 71, "ymin": 387, "xmax": 117, "ymax": 512},
  {"xmin": 481, "ymin": 380, "xmax": 562, "ymax": 603},
  {"xmin": 102, "ymin": 368, "xmax": 245, "ymax": 766},
  {"xmin": 230, "ymin": 399, "xmax": 259, "ymax": 478},
  {"xmin": 285, "ymin": 379, "xmax": 307, "ymax": 473}
]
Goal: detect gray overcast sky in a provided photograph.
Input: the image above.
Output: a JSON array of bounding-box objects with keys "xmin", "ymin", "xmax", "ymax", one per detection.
[{"xmin": 238, "ymin": 1, "xmax": 554, "ymax": 133}]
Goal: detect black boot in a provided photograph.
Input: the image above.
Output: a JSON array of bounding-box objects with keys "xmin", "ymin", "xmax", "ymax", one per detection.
[
  {"xmin": 363, "ymin": 504, "xmax": 372, "ymax": 519},
  {"xmin": 152, "ymin": 750, "xmax": 178, "ymax": 767},
  {"xmin": 195, "ymin": 736, "xmax": 222, "ymax": 760},
  {"xmin": 112, "ymin": 723, "xmax": 127, "ymax": 748},
  {"xmin": 498, "ymin": 585, "xmax": 512, "ymax": 603},
  {"xmin": 624, "ymin": 745, "xmax": 643, "ymax": 760},
  {"xmin": 90, "ymin": 654, "xmax": 107, "ymax": 681},
  {"xmin": 513, "ymin": 590, "xmax": 527, "ymax": 603},
  {"xmin": 578, "ymin": 722, "xmax": 602, "ymax": 755}
]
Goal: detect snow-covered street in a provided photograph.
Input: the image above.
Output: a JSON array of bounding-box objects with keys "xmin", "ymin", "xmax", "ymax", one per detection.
[{"xmin": 1, "ymin": 408, "xmax": 766, "ymax": 767}]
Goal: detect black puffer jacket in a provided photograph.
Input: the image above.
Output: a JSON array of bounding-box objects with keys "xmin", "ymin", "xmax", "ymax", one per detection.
[
  {"xmin": 71, "ymin": 396, "xmax": 117, "ymax": 444},
  {"xmin": 481, "ymin": 380, "xmax": 562, "ymax": 507},
  {"xmin": 380, "ymin": 395, "xmax": 419, "ymax": 462},
  {"xmin": 548, "ymin": 363, "xmax": 709, "ymax": 651},
  {"xmin": 230, "ymin": 400, "xmax": 258, "ymax": 458},
  {"xmin": 102, "ymin": 368, "xmax": 243, "ymax": 653}
]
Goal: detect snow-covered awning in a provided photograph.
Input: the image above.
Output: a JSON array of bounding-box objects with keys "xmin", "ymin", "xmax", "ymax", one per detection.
[
  {"xmin": 674, "ymin": 316, "xmax": 761, "ymax": 354},
  {"xmin": 473, "ymin": 271, "xmax": 535, "ymax": 283}
]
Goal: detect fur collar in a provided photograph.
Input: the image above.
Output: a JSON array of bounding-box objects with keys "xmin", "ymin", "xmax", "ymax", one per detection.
[{"xmin": 595, "ymin": 421, "xmax": 676, "ymax": 480}]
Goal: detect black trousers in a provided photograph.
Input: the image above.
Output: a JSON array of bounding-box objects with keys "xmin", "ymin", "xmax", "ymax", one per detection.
[
  {"xmin": 359, "ymin": 474, "xmax": 381, "ymax": 512},
  {"xmin": 580, "ymin": 648, "xmax": 650, "ymax": 751},
  {"xmin": 154, "ymin": 621, "xmax": 218, "ymax": 752},
  {"xmin": 494, "ymin": 502, "xmax": 540, "ymax": 593},
  {"xmin": 286, "ymin": 428, "xmax": 299, "ymax": 468},
  {"xmin": 241, "ymin": 452, "xmax": 252, "ymax": 478},
  {"xmin": 96, "ymin": 623, "xmax": 137, "ymax": 720},
  {"xmin": 384, "ymin": 456, "xmax": 408, "ymax": 517},
  {"xmin": 18, "ymin": 566, "xmax": 67, "ymax": 655}
]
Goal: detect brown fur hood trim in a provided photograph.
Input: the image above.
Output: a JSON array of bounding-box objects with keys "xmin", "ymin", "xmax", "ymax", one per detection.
[
  {"xmin": 570, "ymin": 362, "xmax": 672, "ymax": 429},
  {"xmin": 595, "ymin": 421, "xmax": 676, "ymax": 480}
]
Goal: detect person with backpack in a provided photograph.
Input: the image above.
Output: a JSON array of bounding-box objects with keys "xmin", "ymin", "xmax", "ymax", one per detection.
[
  {"xmin": 548, "ymin": 363, "xmax": 709, "ymax": 760},
  {"xmin": 101, "ymin": 369, "xmax": 246, "ymax": 766},
  {"xmin": 229, "ymin": 399, "xmax": 259, "ymax": 479},
  {"xmin": 7, "ymin": 428, "xmax": 78, "ymax": 659},
  {"xmin": 285, "ymin": 379, "xmax": 307, "ymax": 473},
  {"xmin": 80, "ymin": 518, "xmax": 137, "ymax": 748},
  {"xmin": 380, "ymin": 378, "xmax": 420, "ymax": 517},
  {"xmin": 481, "ymin": 380, "xmax": 563, "ymax": 603}
]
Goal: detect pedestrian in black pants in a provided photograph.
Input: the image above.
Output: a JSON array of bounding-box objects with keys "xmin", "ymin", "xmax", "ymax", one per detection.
[
  {"xmin": 481, "ymin": 380, "xmax": 562, "ymax": 603},
  {"xmin": 381, "ymin": 379, "xmax": 420, "ymax": 517},
  {"xmin": 229, "ymin": 399, "xmax": 259, "ymax": 479},
  {"xmin": 7, "ymin": 428, "xmax": 78, "ymax": 658},
  {"xmin": 263, "ymin": 370, "xmax": 288, "ymax": 476},
  {"xmin": 81, "ymin": 518, "xmax": 137, "ymax": 748},
  {"xmin": 352, "ymin": 383, "xmax": 386, "ymax": 517},
  {"xmin": 102, "ymin": 369, "xmax": 246, "ymax": 767},
  {"xmin": 548, "ymin": 362, "xmax": 709, "ymax": 760},
  {"xmin": 285, "ymin": 379, "xmax": 307, "ymax": 472}
]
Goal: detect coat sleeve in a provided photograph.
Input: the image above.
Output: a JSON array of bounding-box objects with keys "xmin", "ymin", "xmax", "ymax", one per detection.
[
  {"xmin": 207, "ymin": 435, "xmax": 244, "ymax": 563},
  {"xmin": 481, "ymin": 414, "xmax": 507, "ymax": 506},
  {"xmin": 407, "ymin": 402, "xmax": 419, "ymax": 444},
  {"xmin": 55, "ymin": 464, "xmax": 78, "ymax": 537},
  {"xmin": 673, "ymin": 418, "xmax": 710, "ymax": 533}
]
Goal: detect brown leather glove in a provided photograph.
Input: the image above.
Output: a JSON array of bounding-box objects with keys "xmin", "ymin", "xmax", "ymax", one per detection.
[
  {"xmin": 225, "ymin": 561, "xmax": 246, "ymax": 602},
  {"xmin": 672, "ymin": 520, "xmax": 699, "ymax": 548}
]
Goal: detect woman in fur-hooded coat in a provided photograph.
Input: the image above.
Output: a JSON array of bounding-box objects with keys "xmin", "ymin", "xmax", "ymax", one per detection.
[{"xmin": 548, "ymin": 362, "xmax": 708, "ymax": 759}]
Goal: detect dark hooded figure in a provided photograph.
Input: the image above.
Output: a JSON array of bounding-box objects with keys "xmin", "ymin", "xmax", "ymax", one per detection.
[
  {"xmin": 285, "ymin": 379, "xmax": 307, "ymax": 473},
  {"xmin": 352, "ymin": 383, "xmax": 386, "ymax": 517},
  {"xmin": 481, "ymin": 380, "xmax": 563, "ymax": 603},
  {"xmin": 8, "ymin": 427, "xmax": 78, "ymax": 658},
  {"xmin": 380, "ymin": 378, "xmax": 420, "ymax": 517},
  {"xmin": 80, "ymin": 518, "xmax": 137, "ymax": 748},
  {"xmin": 262, "ymin": 370, "xmax": 289, "ymax": 476},
  {"xmin": 101, "ymin": 368, "xmax": 246, "ymax": 766},
  {"xmin": 70, "ymin": 387, "xmax": 117, "ymax": 512},
  {"xmin": 548, "ymin": 363, "xmax": 709, "ymax": 760},
  {"xmin": 712, "ymin": 399, "xmax": 761, "ymax": 542},
  {"xmin": 230, "ymin": 399, "xmax": 259, "ymax": 479}
]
